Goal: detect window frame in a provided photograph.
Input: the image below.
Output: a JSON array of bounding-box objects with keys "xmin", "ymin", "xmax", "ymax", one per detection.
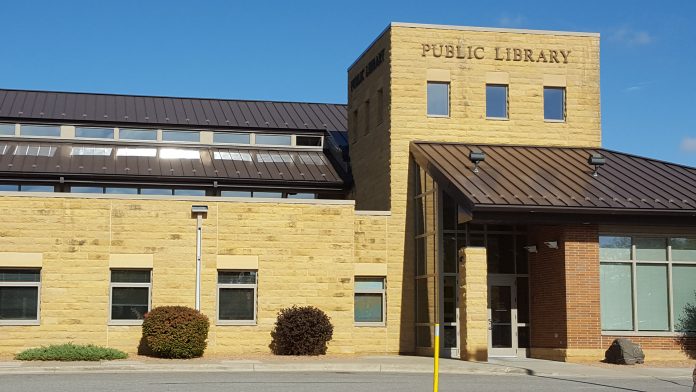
[
  {"xmin": 600, "ymin": 234, "xmax": 696, "ymax": 336},
  {"xmin": 0, "ymin": 269, "xmax": 41, "ymax": 325},
  {"xmin": 486, "ymin": 84, "xmax": 509, "ymax": 120},
  {"xmin": 543, "ymin": 86, "xmax": 566, "ymax": 122},
  {"xmin": 426, "ymin": 81, "xmax": 450, "ymax": 118},
  {"xmin": 216, "ymin": 270, "xmax": 258, "ymax": 326},
  {"xmin": 108, "ymin": 269, "xmax": 152, "ymax": 325},
  {"xmin": 354, "ymin": 276, "xmax": 386, "ymax": 327}
]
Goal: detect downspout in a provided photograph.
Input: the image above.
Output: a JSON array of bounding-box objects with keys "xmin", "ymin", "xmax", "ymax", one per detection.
[{"xmin": 191, "ymin": 205, "xmax": 208, "ymax": 311}]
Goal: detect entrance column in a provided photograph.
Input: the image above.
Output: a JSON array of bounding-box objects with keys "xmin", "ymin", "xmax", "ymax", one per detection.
[{"xmin": 458, "ymin": 246, "xmax": 488, "ymax": 361}]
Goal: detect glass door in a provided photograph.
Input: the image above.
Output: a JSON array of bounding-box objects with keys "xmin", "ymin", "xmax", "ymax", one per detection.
[
  {"xmin": 488, "ymin": 275, "xmax": 518, "ymax": 357},
  {"xmin": 441, "ymin": 275, "xmax": 459, "ymax": 357}
]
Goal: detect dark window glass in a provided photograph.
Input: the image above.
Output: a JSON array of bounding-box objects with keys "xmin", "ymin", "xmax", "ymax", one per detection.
[
  {"xmin": 487, "ymin": 234, "xmax": 515, "ymax": 273},
  {"xmin": 544, "ymin": 87, "xmax": 565, "ymax": 121},
  {"xmin": 517, "ymin": 277, "xmax": 530, "ymax": 324},
  {"xmin": 295, "ymin": 136, "xmax": 322, "ymax": 147},
  {"xmin": 218, "ymin": 271, "xmax": 257, "ymax": 284},
  {"xmin": 111, "ymin": 270, "xmax": 150, "ymax": 283},
  {"xmin": 0, "ymin": 269, "xmax": 40, "ymax": 282},
  {"xmin": 486, "ymin": 84, "xmax": 508, "ymax": 118},
  {"xmin": 427, "ymin": 82, "xmax": 449, "ymax": 116},
  {"xmin": 219, "ymin": 288, "xmax": 255, "ymax": 320},
  {"xmin": 354, "ymin": 293, "xmax": 383, "ymax": 323},
  {"xmin": 0, "ymin": 287, "xmax": 38, "ymax": 320},
  {"xmin": 111, "ymin": 287, "xmax": 149, "ymax": 320}
]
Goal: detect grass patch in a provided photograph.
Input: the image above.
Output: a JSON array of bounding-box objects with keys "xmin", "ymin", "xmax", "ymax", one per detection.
[{"xmin": 15, "ymin": 343, "xmax": 128, "ymax": 361}]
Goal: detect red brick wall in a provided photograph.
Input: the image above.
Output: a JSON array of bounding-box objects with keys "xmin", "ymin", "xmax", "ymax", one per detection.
[{"xmin": 529, "ymin": 224, "xmax": 696, "ymax": 358}]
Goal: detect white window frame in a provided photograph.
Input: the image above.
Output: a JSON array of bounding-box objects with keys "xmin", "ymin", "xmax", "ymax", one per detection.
[
  {"xmin": 543, "ymin": 86, "xmax": 566, "ymax": 123},
  {"xmin": 354, "ymin": 276, "xmax": 386, "ymax": 327},
  {"xmin": 109, "ymin": 269, "xmax": 152, "ymax": 326},
  {"xmin": 600, "ymin": 235, "xmax": 696, "ymax": 336},
  {"xmin": 0, "ymin": 269, "xmax": 41, "ymax": 325},
  {"xmin": 217, "ymin": 270, "xmax": 257, "ymax": 326}
]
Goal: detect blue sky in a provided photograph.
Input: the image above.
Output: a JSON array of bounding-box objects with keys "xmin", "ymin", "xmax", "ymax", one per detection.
[{"xmin": 2, "ymin": 0, "xmax": 695, "ymax": 166}]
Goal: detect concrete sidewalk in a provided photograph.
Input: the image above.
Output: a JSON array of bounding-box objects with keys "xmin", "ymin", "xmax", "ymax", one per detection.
[{"xmin": 0, "ymin": 356, "xmax": 692, "ymax": 379}]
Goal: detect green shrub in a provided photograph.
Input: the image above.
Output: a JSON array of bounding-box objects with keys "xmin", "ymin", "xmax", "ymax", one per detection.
[
  {"xmin": 141, "ymin": 306, "xmax": 209, "ymax": 358},
  {"xmin": 271, "ymin": 305, "xmax": 333, "ymax": 355},
  {"xmin": 15, "ymin": 343, "xmax": 127, "ymax": 361}
]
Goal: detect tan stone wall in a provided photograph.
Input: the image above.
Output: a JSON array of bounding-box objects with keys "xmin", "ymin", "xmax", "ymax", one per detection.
[
  {"xmin": 459, "ymin": 247, "xmax": 488, "ymax": 361},
  {"xmin": 0, "ymin": 195, "xmax": 396, "ymax": 356}
]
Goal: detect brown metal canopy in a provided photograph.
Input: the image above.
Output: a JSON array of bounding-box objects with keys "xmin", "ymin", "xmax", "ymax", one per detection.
[{"xmin": 411, "ymin": 141, "xmax": 696, "ymax": 218}]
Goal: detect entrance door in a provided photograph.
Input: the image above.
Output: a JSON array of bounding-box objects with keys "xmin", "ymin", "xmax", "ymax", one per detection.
[{"xmin": 488, "ymin": 275, "xmax": 519, "ymax": 357}]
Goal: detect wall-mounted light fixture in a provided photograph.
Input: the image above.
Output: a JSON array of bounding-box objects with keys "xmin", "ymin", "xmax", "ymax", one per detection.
[
  {"xmin": 544, "ymin": 241, "xmax": 559, "ymax": 249},
  {"xmin": 523, "ymin": 245, "xmax": 538, "ymax": 253},
  {"xmin": 469, "ymin": 151, "xmax": 486, "ymax": 174},
  {"xmin": 588, "ymin": 153, "xmax": 606, "ymax": 177}
]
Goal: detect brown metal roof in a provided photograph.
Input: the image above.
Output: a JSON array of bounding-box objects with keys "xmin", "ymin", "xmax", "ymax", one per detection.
[
  {"xmin": 0, "ymin": 139, "xmax": 343, "ymax": 187},
  {"xmin": 411, "ymin": 142, "xmax": 696, "ymax": 215},
  {"xmin": 0, "ymin": 89, "xmax": 347, "ymax": 132}
]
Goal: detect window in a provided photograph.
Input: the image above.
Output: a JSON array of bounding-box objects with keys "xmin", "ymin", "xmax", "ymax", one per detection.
[
  {"xmin": 140, "ymin": 188, "xmax": 173, "ymax": 195},
  {"xmin": 544, "ymin": 87, "xmax": 565, "ymax": 121},
  {"xmin": 599, "ymin": 235, "xmax": 696, "ymax": 333},
  {"xmin": 486, "ymin": 84, "xmax": 508, "ymax": 119},
  {"xmin": 105, "ymin": 187, "xmax": 138, "ymax": 195},
  {"xmin": 255, "ymin": 134, "xmax": 292, "ymax": 146},
  {"xmin": 295, "ymin": 136, "xmax": 322, "ymax": 147},
  {"xmin": 173, "ymin": 189, "xmax": 206, "ymax": 196},
  {"xmin": 364, "ymin": 99, "xmax": 370, "ymax": 136},
  {"xmin": 286, "ymin": 192, "xmax": 316, "ymax": 199},
  {"xmin": 119, "ymin": 128, "xmax": 157, "ymax": 141},
  {"xmin": 221, "ymin": 190, "xmax": 252, "ymax": 198},
  {"xmin": 213, "ymin": 133, "xmax": 251, "ymax": 145},
  {"xmin": 162, "ymin": 130, "xmax": 200, "ymax": 143},
  {"xmin": 252, "ymin": 191, "xmax": 283, "ymax": 198},
  {"xmin": 427, "ymin": 82, "xmax": 449, "ymax": 117},
  {"xmin": 0, "ymin": 184, "xmax": 19, "ymax": 191},
  {"xmin": 217, "ymin": 271, "xmax": 257, "ymax": 324},
  {"xmin": 0, "ymin": 269, "xmax": 40, "ymax": 324},
  {"xmin": 116, "ymin": 148, "xmax": 157, "ymax": 157},
  {"xmin": 0, "ymin": 123, "xmax": 15, "ymax": 136},
  {"xmin": 71, "ymin": 147, "xmax": 112, "ymax": 156},
  {"xmin": 75, "ymin": 127, "xmax": 114, "ymax": 139},
  {"xmin": 377, "ymin": 88, "xmax": 384, "ymax": 125},
  {"xmin": 14, "ymin": 145, "xmax": 56, "ymax": 157},
  {"xmin": 20, "ymin": 125, "xmax": 61, "ymax": 138},
  {"xmin": 159, "ymin": 148, "xmax": 200, "ymax": 159},
  {"xmin": 19, "ymin": 185, "xmax": 54, "ymax": 192},
  {"xmin": 110, "ymin": 269, "xmax": 151, "ymax": 323},
  {"xmin": 354, "ymin": 277, "xmax": 385, "ymax": 325},
  {"xmin": 71, "ymin": 186, "xmax": 105, "ymax": 194}
]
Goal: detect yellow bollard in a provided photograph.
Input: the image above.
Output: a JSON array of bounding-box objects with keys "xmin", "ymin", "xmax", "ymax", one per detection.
[{"xmin": 433, "ymin": 323, "xmax": 440, "ymax": 392}]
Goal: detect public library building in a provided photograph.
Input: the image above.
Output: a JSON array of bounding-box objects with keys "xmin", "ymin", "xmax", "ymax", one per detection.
[{"xmin": 0, "ymin": 22, "xmax": 694, "ymax": 362}]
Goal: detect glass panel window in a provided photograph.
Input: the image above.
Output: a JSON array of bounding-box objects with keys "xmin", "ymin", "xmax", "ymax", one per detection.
[
  {"xmin": 255, "ymin": 134, "xmax": 292, "ymax": 146},
  {"xmin": 75, "ymin": 127, "xmax": 114, "ymax": 139},
  {"xmin": 119, "ymin": 128, "xmax": 157, "ymax": 141},
  {"xmin": 173, "ymin": 189, "xmax": 206, "ymax": 196},
  {"xmin": 635, "ymin": 237, "xmax": 667, "ymax": 261},
  {"xmin": 252, "ymin": 192, "xmax": 282, "ymax": 198},
  {"xmin": 217, "ymin": 271, "xmax": 257, "ymax": 322},
  {"xmin": 486, "ymin": 84, "xmax": 508, "ymax": 119},
  {"xmin": 671, "ymin": 238, "xmax": 696, "ymax": 262},
  {"xmin": 19, "ymin": 185, "xmax": 54, "ymax": 192},
  {"xmin": 354, "ymin": 277, "xmax": 385, "ymax": 324},
  {"xmin": 286, "ymin": 193, "xmax": 315, "ymax": 199},
  {"xmin": 116, "ymin": 148, "xmax": 157, "ymax": 157},
  {"xmin": 20, "ymin": 124, "xmax": 61, "ymax": 137},
  {"xmin": 221, "ymin": 190, "xmax": 252, "ymax": 198},
  {"xmin": 162, "ymin": 130, "xmax": 200, "ymax": 142},
  {"xmin": 599, "ymin": 236, "xmax": 631, "ymax": 261},
  {"xmin": 427, "ymin": 82, "xmax": 449, "ymax": 116},
  {"xmin": 140, "ymin": 188, "xmax": 173, "ymax": 196},
  {"xmin": 296, "ymin": 136, "xmax": 322, "ymax": 147},
  {"xmin": 0, "ymin": 269, "xmax": 40, "ymax": 323},
  {"xmin": 0, "ymin": 123, "xmax": 15, "ymax": 136},
  {"xmin": 636, "ymin": 264, "xmax": 669, "ymax": 331},
  {"xmin": 159, "ymin": 148, "xmax": 200, "ymax": 159},
  {"xmin": 71, "ymin": 186, "xmax": 104, "ymax": 194},
  {"xmin": 14, "ymin": 145, "xmax": 56, "ymax": 157},
  {"xmin": 105, "ymin": 187, "xmax": 138, "ymax": 195},
  {"xmin": 673, "ymin": 265, "xmax": 696, "ymax": 331},
  {"xmin": 544, "ymin": 87, "xmax": 565, "ymax": 121},
  {"xmin": 110, "ymin": 269, "xmax": 151, "ymax": 322},
  {"xmin": 600, "ymin": 263, "xmax": 634, "ymax": 330},
  {"xmin": 213, "ymin": 133, "xmax": 251, "ymax": 145},
  {"xmin": 0, "ymin": 184, "xmax": 19, "ymax": 191},
  {"xmin": 71, "ymin": 147, "xmax": 112, "ymax": 156}
]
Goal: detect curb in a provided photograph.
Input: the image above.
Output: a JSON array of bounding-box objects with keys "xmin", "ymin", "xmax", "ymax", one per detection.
[{"xmin": 0, "ymin": 362, "xmax": 529, "ymax": 376}]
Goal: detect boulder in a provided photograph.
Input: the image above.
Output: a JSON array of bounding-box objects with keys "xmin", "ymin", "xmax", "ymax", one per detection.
[{"xmin": 604, "ymin": 338, "xmax": 645, "ymax": 365}]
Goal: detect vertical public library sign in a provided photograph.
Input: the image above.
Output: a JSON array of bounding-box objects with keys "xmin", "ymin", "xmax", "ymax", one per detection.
[{"xmin": 422, "ymin": 43, "xmax": 571, "ymax": 64}]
